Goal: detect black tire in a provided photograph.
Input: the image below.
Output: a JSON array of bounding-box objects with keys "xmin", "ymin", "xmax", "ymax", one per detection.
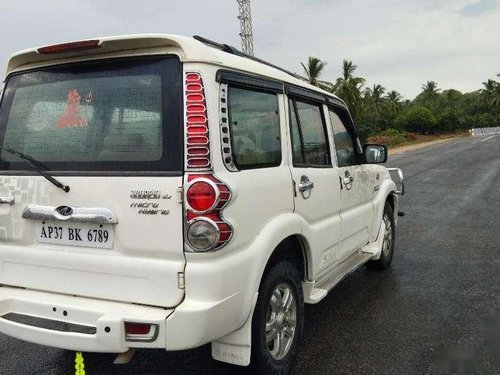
[
  {"xmin": 366, "ymin": 201, "xmax": 395, "ymax": 270},
  {"xmin": 251, "ymin": 261, "xmax": 304, "ymax": 375}
]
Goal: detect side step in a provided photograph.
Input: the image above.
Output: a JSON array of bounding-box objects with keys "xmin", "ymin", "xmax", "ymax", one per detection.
[{"xmin": 303, "ymin": 251, "xmax": 372, "ymax": 304}]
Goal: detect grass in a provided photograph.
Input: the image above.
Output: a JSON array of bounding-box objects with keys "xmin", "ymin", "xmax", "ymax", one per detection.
[{"xmin": 367, "ymin": 130, "xmax": 468, "ymax": 148}]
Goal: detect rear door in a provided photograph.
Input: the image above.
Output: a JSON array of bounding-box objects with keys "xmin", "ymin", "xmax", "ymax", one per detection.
[
  {"xmin": 287, "ymin": 96, "xmax": 342, "ymax": 276},
  {"xmin": 0, "ymin": 56, "xmax": 185, "ymax": 307},
  {"xmin": 328, "ymin": 107, "xmax": 374, "ymax": 260}
]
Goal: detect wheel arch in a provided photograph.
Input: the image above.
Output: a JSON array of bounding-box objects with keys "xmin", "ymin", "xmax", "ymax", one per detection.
[{"xmin": 262, "ymin": 234, "xmax": 310, "ymax": 284}]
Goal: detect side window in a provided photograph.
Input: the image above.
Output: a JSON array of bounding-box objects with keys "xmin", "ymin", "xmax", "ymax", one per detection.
[
  {"xmin": 227, "ymin": 87, "xmax": 281, "ymax": 170},
  {"xmin": 329, "ymin": 110, "xmax": 356, "ymax": 167},
  {"xmin": 289, "ymin": 98, "xmax": 330, "ymax": 167}
]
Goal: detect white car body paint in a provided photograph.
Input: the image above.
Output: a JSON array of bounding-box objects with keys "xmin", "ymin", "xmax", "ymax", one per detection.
[{"xmin": 0, "ymin": 34, "xmax": 403, "ymax": 367}]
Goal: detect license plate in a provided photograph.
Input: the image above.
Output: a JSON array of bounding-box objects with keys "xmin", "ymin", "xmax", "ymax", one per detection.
[{"xmin": 35, "ymin": 221, "xmax": 113, "ymax": 249}]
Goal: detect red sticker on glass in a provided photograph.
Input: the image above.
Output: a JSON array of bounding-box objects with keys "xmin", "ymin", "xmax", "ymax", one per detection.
[{"xmin": 57, "ymin": 89, "xmax": 88, "ymax": 128}]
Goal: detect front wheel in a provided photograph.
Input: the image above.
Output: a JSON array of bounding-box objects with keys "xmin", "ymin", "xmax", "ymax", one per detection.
[
  {"xmin": 251, "ymin": 261, "xmax": 304, "ymax": 375},
  {"xmin": 367, "ymin": 201, "xmax": 395, "ymax": 270}
]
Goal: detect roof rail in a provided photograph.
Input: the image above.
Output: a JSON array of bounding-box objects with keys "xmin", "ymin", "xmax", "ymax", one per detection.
[{"xmin": 193, "ymin": 35, "xmax": 307, "ymax": 83}]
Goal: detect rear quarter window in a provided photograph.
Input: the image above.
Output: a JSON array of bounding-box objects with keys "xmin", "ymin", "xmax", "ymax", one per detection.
[{"xmin": 227, "ymin": 87, "xmax": 281, "ymax": 170}]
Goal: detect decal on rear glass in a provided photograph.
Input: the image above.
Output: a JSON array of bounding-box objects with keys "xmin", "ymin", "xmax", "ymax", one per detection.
[{"xmin": 57, "ymin": 89, "xmax": 89, "ymax": 128}]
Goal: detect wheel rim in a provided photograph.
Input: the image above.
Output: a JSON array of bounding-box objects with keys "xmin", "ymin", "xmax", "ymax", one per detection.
[
  {"xmin": 382, "ymin": 212, "xmax": 393, "ymax": 256},
  {"xmin": 265, "ymin": 282, "xmax": 297, "ymax": 360}
]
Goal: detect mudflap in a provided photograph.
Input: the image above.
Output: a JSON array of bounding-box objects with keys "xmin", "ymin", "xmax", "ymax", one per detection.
[{"xmin": 211, "ymin": 292, "xmax": 258, "ymax": 366}]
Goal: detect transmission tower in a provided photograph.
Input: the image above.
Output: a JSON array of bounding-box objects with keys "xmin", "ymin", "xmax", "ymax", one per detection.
[{"xmin": 236, "ymin": 0, "xmax": 255, "ymax": 56}]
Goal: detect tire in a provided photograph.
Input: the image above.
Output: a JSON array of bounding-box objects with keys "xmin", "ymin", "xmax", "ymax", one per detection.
[
  {"xmin": 366, "ymin": 201, "xmax": 395, "ymax": 270},
  {"xmin": 251, "ymin": 261, "xmax": 304, "ymax": 375}
]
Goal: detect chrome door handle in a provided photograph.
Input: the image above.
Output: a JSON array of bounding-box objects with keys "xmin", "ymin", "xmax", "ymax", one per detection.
[
  {"xmin": 343, "ymin": 176, "xmax": 354, "ymax": 185},
  {"xmin": 298, "ymin": 179, "xmax": 314, "ymax": 192},
  {"xmin": 22, "ymin": 204, "xmax": 118, "ymax": 224},
  {"xmin": 0, "ymin": 196, "xmax": 15, "ymax": 205}
]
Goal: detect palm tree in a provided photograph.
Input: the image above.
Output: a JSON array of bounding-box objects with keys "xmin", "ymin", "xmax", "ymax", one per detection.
[
  {"xmin": 421, "ymin": 81, "xmax": 440, "ymax": 94},
  {"xmin": 417, "ymin": 81, "xmax": 440, "ymax": 108},
  {"xmin": 481, "ymin": 78, "xmax": 500, "ymax": 110},
  {"xmin": 333, "ymin": 60, "xmax": 365, "ymax": 118},
  {"xmin": 300, "ymin": 57, "xmax": 331, "ymax": 90},
  {"xmin": 364, "ymin": 84, "xmax": 386, "ymax": 116},
  {"xmin": 385, "ymin": 90, "xmax": 403, "ymax": 114}
]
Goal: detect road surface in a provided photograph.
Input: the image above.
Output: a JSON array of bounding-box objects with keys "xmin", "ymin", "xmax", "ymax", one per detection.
[{"xmin": 1, "ymin": 135, "xmax": 499, "ymax": 374}]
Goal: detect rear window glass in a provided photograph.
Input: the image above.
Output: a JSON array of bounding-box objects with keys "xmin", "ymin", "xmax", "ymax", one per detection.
[{"xmin": 0, "ymin": 57, "xmax": 182, "ymax": 173}]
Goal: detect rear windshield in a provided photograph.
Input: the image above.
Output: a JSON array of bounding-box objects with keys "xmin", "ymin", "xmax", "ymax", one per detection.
[{"xmin": 0, "ymin": 56, "xmax": 182, "ymax": 173}]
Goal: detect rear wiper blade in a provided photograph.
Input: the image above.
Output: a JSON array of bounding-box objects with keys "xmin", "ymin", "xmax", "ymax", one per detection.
[{"xmin": 0, "ymin": 146, "xmax": 70, "ymax": 193}]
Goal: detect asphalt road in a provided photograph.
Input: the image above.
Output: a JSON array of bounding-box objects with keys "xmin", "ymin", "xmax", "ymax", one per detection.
[{"xmin": 1, "ymin": 135, "xmax": 500, "ymax": 374}]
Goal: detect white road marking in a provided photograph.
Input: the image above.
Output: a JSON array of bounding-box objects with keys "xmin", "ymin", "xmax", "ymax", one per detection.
[{"xmin": 481, "ymin": 135, "xmax": 496, "ymax": 142}]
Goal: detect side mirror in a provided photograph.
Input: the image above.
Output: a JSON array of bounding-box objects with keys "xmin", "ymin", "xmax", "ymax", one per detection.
[{"xmin": 364, "ymin": 144, "xmax": 387, "ymax": 164}]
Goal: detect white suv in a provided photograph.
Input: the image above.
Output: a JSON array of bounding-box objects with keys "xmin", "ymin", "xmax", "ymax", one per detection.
[{"xmin": 0, "ymin": 34, "xmax": 404, "ymax": 374}]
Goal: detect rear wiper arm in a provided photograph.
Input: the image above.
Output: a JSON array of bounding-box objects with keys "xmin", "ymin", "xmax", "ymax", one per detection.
[{"xmin": 0, "ymin": 146, "xmax": 70, "ymax": 193}]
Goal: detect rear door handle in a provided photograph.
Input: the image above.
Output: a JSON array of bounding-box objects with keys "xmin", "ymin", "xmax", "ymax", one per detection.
[
  {"xmin": 298, "ymin": 175, "xmax": 314, "ymax": 199},
  {"xmin": 343, "ymin": 176, "xmax": 354, "ymax": 184},
  {"xmin": 298, "ymin": 180, "xmax": 314, "ymax": 192},
  {"xmin": 298, "ymin": 176, "xmax": 314, "ymax": 192},
  {"xmin": 0, "ymin": 196, "xmax": 14, "ymax": 205},
  {"xmin": 343, "ymin": 171, "xmax": 354, "ymax": 190},
  {"xmin": 22, "ymin": 204, "xmax": 118, "ymax": 224}
]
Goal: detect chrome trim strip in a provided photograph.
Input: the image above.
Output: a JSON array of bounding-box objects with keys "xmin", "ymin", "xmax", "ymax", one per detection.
[
  {"xmin": 1, "ymin": 313, "xmax": 96, "ymax": 335},
  {"xmin": 0, "ymin": 196, "xmax": 14, "ymax": 205},
  {"xmin": 22, "ymin": 204, "xmax": 118, "ymax": 224},
  {"xmin": 219, "ymin": 83, "xmax": 238, "ymax": 172}
]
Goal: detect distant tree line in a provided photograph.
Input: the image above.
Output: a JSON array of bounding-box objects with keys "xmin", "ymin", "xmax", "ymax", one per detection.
[{"xmin": 300, "ymin": 57, "xmax": 500, "ymax": 141}]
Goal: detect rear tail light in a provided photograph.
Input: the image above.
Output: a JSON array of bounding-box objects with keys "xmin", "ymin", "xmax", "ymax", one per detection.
[
  {"xmin": 186, "ymin": 218, "xmax": 220, "ymax": 251},
  {"xmin": 37, "ymin": 40, "xmax": 100, "ymax": 54},
  {"xmin": 185, "ymin": 174, "xmax": 232, "ymax": 252},
  {"xmin": 185, "ymin": 72, "xmax": 210, "ymax": 170},
  {"xmin": 186, "ymin": 179, "xmax": 218, "ymax": 213},
  {"xmin": 184, "ymin": 72, "xmax": 232, "ymax": 251},
  {"xmin": 124, "ymin": 322, "xmax": 158, "ymax": 342}
]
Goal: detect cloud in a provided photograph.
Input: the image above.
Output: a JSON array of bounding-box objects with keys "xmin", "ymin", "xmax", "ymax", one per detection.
[{"xmin": 0, "ymin": 0, "xmax": 499, "ymax": 99}]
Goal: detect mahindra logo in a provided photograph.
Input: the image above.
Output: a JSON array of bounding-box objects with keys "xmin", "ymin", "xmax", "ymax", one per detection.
[{"xmin": 55, "ymin": 205, "xmax": 73, "ymax": 217}]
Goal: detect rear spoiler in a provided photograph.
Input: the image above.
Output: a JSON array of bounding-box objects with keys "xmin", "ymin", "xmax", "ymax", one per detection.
[{"xmin": 5, "ymin": 34, "xmax": 193, "ymax": 76}]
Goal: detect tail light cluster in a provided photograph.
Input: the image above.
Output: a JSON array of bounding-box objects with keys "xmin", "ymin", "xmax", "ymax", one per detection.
[
  {"xmin": 183, "ymin": 72, "xmax": 232, "ymax": 251},
  {"xmin": 185, "ymin": 72, "xmax": 210, "ymax": 169},
  {"xmin": 185, "ymin": 174, "xmax": 232, "ymax": 252}
]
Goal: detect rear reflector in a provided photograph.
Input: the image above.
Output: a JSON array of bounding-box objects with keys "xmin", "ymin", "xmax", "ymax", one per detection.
[
  {"xmin": 124, "ymin": 322, "xmax": 151, "ymax": 335},
  {"xmin": 37, "ymin": 40, "xmax": 100, "ymax": 54}
]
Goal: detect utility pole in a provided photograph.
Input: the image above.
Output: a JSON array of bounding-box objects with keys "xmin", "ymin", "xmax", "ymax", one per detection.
[{"xmin": 236, "ymin": 0, "xmax": 255, "ymax": 56}]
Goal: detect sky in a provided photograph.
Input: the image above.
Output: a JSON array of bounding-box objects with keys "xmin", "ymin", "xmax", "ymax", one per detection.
[{"xmin": 0, "ymin": 0, "xmax": 499, "ymax": 99}]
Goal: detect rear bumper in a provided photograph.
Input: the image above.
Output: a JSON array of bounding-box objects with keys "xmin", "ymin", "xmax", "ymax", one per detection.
[{"xmin": 0, "ymin": 286, "xmax": 172, "ymax": 352}]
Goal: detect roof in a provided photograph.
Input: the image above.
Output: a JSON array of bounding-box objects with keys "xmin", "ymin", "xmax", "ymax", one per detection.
[{"xmin": 5, "ymin": 34, "xmax": 343, "ymax": 103}]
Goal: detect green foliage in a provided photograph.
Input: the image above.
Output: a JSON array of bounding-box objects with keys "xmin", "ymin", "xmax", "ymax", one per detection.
[
  {"xmin": 298, "ymin": 56, "xmax": 500, "ymax": 139},
  {"xmin": 300, "ymin": 57, "xmax": 328, "ymax": 87},
  {"xmin": 437, "ymin": 110, "xmax": 466, "ymax": 133},
  {"xmin": 333, "ymin": 60, "xmax": 365, "ymax": 118},
  {"xmin": 382, "ymin": 128, "xmax": 404, "ymax": 137},
  {"xmin": 395, "ymin": 106, "xmax": 437, "ymax": 134}
]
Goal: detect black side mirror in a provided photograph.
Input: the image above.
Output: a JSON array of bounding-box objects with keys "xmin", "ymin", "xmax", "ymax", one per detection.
[{"xmin": 364, "ymin": 144, "xmax": 387, "ymax": 164}]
